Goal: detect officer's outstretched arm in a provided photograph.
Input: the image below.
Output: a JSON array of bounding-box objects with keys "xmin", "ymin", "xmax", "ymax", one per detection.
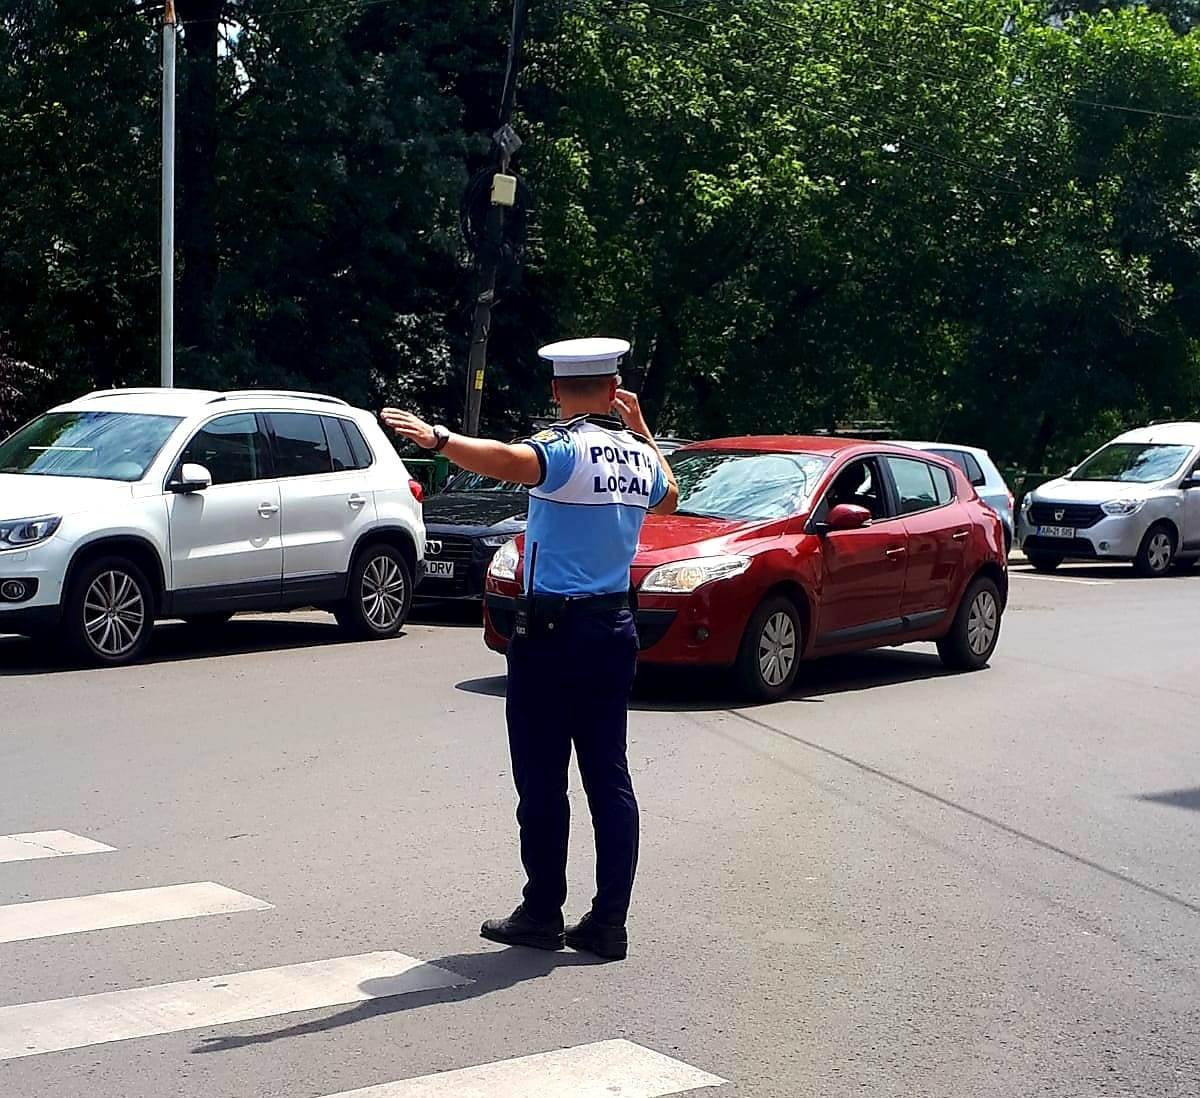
[{"xmin": 380, "ymin": 409, "xmax": 543, "ymax": 486}]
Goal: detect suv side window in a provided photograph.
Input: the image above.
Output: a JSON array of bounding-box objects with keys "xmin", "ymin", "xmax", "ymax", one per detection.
[
  {"xmin": 885, "ymin": 456, "xmax": 942, "ymax": 515},
  {"xmin": 341, "ymin": 419, "xmax": 374, "ymax": 469},
  {"xmin": 929, "ymin": 448, "xmax": 986, "ymax": 487},
  {"xmin": 322, "ymin": 417, "xmax": 356, "ymax": 472},
  {"xmin": 269, "ymin": 412, "xmax": 333, "ymax": 477},
  {"xmin": 180, "ymin": 413, "xmax": 271, "ymax": 486}
]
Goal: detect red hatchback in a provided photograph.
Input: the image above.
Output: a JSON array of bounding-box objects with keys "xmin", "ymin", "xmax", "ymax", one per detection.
[{"xmin": 483, "ymin": 436, "xmax": 1008, "ymax": 700}]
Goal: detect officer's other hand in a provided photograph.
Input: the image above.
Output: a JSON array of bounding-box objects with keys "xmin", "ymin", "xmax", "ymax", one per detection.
[
  {"xmin": 381, "ymin": 408, "xmax": 437, "ymax": 450},
  {"xmin": 612, "ymin": 389, "xmax": 651, "ymax": 437}
]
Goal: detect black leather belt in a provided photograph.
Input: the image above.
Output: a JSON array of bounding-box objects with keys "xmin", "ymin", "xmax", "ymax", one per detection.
[{"xmin": 529, "ymin": 592, "xmax": 630, "ymax": 614}]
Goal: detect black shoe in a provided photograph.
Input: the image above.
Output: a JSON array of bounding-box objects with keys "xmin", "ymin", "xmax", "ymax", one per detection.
[
  {"xmin": 480, "ymin": 905, "xmax": 565, "ymax": 951},
  {"xmin": 565, "ymin": 912, "xmax": 628, "ymax": 961}
]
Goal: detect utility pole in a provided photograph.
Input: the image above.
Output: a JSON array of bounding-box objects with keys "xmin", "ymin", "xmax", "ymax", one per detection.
[
  {"xmin": 161, "ymin": 0, "xmax": 178, "ymax": 388},
  {"xmin": 462, "ymin": 0, "xmax": 529, "ymax": 436}
]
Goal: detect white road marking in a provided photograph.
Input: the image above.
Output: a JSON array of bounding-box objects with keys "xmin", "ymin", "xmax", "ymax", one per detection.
[
  {"xmin": 0, "ymin": 951, "xmax": 467, "ymax": 1060},
  {"xmin": 0, "ymin": 882, "xmax": 272, "ymax": 944},
  {"xmin": 0, "ymin": 831, "xmax": 114, "ymax": 864},
  {"xmin": 315, "ymin": 1039, "xmax": 726, "ymax": 1098},
  {"xmin": 1009, "ymin": 570, "xmax": 1114, "ymax": 586}
]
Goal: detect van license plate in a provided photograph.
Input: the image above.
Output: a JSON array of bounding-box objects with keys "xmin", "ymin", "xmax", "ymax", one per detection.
[
  {"xmin": 426, "ymin": 561, "xmax": 455, "ymax": 578},
  {"xmin": 1036, "ymin": 525, "xmax": 1075, "ymax": 539}
]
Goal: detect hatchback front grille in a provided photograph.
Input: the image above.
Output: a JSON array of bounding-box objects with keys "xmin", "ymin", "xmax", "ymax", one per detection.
[{"xmin": 1029, "ymin": 502, "xmax": 1105, "ymax": 529}]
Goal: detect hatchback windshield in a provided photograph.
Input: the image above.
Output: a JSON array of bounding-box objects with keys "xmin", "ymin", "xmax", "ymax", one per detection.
[
  {"xmin": 670, "ymin": 450, "xmax": 831, "ymax": 520},
  {"xmin": 1070, "ymin": 442, "xmax": 1193, "ymax": 484},
  {"xmin": 0, "ymin": 412, "xmax": 182, "ymax": 481},
  {"xmin": 446, "ymin": 470, "xmax": 527, "ymax": 493}
]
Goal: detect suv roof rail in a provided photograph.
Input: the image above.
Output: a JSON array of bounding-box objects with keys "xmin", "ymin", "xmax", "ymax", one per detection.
[
  {"xmin": 80, "ymin": 388, "xmax": 176, "ymax": 400},
  {"xmin": 208, "ymin": 390, "xmax": 349, "ymax": 406}
]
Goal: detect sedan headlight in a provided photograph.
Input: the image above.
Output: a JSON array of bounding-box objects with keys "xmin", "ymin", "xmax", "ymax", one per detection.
[
  {"xmin": 487, "ymin": 537, "xmax": 520, "ymax": 581},
  {"xmin": 0, "ymin": 515, "xmax": 61, "ymax": 548},
  {"xmin": 640, "ymin": 554, "xmax": 751, "ymax": 595},
  {"xmin": 1101, "ymin": 499, "xmax": 1145, "ymax": 516}
]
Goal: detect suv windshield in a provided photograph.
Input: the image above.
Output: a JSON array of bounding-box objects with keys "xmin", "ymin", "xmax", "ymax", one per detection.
[
  {"xmin": 446, "ymin": 470, "xmax": 527, "ymax": 493},
  {"xmin": 1070, "ymin": 443, "xmax": 1193, "ymax": 484},
  {"xmin": 0, "ymin": 412, "xmax": 182, "ymax": 482},
  {"xmin": 670, "ymin": 450, "xmax": 831, "ymax": 520}
]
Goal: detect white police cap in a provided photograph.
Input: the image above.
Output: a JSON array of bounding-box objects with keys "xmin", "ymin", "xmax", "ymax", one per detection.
[{"xmin": 538, "ymin": 337, "xmax": 630, "ymax": 378}]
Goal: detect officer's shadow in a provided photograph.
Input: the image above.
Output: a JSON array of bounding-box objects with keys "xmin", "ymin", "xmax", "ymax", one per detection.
[{"xmin": 190, "ymin": 946, "xmax": 600, "ymax": 1055}]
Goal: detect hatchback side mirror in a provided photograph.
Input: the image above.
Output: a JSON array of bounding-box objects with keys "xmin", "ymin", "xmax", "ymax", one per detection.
[
  {"xmin": 826, "ymin": 503, "xmax": 873, "ymax": 531},
  {"xmin": 1184, "ymin": 472, "xmax": 1200, "ymax": 490},
  {"xmin": 170, "ymin": 463, "xmax": 212, "ymax": 493}
]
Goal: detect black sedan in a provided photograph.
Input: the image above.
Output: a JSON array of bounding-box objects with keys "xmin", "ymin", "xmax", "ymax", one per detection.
[{"xmin": 417, "ymin": 439, "xmax": 691, "ymax": 600}]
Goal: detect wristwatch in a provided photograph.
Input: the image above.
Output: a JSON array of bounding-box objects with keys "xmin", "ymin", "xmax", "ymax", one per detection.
[{"xmin": 430, "ymin": 424, "xmax": 451, "ymax": 452}]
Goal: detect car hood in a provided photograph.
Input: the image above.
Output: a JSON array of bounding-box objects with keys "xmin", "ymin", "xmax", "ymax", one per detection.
[
  {"xmin": 1034, "ymin": 477, "xmax": 1161, "ymax": 503},
  {"xmin": 422, "ymin": 491, "xmax": 528, "ymax": 534},
  {"xmin": 0, "ymin": 473, "xmax": 134, "ymax": 521},
  {"xmin": 634, "ymin": 512, "xmax": 784, "ymax": 565}
]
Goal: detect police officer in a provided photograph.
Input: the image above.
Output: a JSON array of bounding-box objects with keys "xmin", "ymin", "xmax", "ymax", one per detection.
[{"xmin": 382, "ymin": 337, "xmax": 678, "ymax": 961}]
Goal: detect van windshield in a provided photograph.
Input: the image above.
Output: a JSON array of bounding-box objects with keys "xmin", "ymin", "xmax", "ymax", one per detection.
[{"xmin": 1070, "ymin": 443, "xmax": 1193, "ymax": 484}]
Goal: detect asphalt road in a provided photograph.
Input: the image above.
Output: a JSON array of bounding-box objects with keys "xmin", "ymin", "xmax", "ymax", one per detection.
[{"xmin": 1, "ymin": 562, "xmax": 1198, "ymax": 1098}]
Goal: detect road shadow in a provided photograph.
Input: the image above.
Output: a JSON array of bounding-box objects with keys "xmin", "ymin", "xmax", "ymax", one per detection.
[
  {"xmin": 410, "ymin": 599, "xmax": 484, "ymax": 628},
  {"xmin": 1136, "ymin": 788, "xmax": 1200, "ymax": 812},
  {"xmin": 0, "ymin": 616, "xmax": 377, "ymax": 677},
  {"xmin": 1011, "ymin": 563, "xmax": 1197, "ymax": 581},
  {"xmin": 190, "ymin": 946, "xmax": 601, "ymax": 1055},
  {"xmin": 456, "ymin": 648, "xmax": 951, "ymax": 713}
]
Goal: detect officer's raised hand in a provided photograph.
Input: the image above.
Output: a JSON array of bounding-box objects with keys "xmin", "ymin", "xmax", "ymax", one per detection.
[{"xmin": 379, "ymin": 407, "xmax": 543, "ymax": 486}]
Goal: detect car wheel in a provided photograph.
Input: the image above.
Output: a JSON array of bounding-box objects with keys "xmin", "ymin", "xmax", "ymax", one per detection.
[
  {"xmin": 63, "ymin": 556, "xmax": 155, "ymax": 666},
  {"xmin": 181, "ymin": 612, "xmax": 233, "ymax": 630},
  {"xmin": 937, "ymin": 576, "xmax": 1002, "ymax": 671},
  {"xmin": 1134, "ymin": 523, "xmax": 1176, "ymax": 578},
  {"xmin": 735, "ymin": 594, "xmax": 802, "ymax": 702},
  {"xmin": 336, "ymin": 544, "xmax": 412, "ymax": 639},
  {"xmin": 1025, "ymin": 550, "xmax": 1062, "ymax": 573}
]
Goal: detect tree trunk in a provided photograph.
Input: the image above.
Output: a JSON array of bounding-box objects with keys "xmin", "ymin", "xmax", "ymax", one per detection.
[{"xmin": 175, "ymin": 1, "xmax": 222, "ymax": 368}]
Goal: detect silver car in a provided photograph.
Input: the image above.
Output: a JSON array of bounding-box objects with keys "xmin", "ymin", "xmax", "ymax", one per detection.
[
  {"xmin": 1017, "ymin": 422, "xmax": 1200, "ymax": 576},
  {"xmin": 899, "ymin": 441, "xmax": 1015, "ymax": 552}
]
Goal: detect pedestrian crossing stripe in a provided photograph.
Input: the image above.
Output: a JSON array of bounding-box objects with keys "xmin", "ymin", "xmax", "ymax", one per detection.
[
  {"xmin": 0, "ymin": 951, "xmax": 467, "ymax": 1061},
  {"xmin": 0, "ymin": 831, "xmax": 114, "ymax": 864},
  {"xmin": 0, "ymin": 882, "xmax": 272, "ymax": 944},
  {"xmin": 313, "ymin": 1039, "xmax": 726, "ymax": 1097}
]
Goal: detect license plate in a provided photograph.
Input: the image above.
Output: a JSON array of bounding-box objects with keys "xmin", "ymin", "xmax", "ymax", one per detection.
[
  {"xmin": 426, "ymin": 561, "xmax": 455, "ymax": 578},
  {"xmin": 1036, "ymin": 525, "xmax": 1075, "ymax": 539}
]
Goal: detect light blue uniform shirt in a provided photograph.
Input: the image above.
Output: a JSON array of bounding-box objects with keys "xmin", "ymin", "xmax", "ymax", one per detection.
[{"xmin": 521, "ymin": 414, "xmax": 669, "ymax": 596}]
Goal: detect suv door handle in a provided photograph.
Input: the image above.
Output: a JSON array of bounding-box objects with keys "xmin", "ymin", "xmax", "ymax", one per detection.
[
  {"xmin": 258, "ymin": 502, "xmax": 280, "ymax": 518},
  {"xmin": 347, "ymin": 494, "xmax": 367, "ymax": 509}
]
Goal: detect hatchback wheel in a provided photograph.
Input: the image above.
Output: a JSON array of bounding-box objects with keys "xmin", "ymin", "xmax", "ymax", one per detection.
[
  {"xmin": 937, "ymin": 576, "xmax": 1002, "ymax": 671},
  {"xmin": 736, "ymin": 595, "xmax": 802, "ymax": 702},
  {"xmin": 1134, "ymin": 523, "xmax": 1175, "ymax": 578},
  {"xmin": 336, "ymin": 544, "xmax": 412, "ymax": 639},
  {"xmin": 64, "ymin": 556, "xmax": 155, "ymax": 666}
]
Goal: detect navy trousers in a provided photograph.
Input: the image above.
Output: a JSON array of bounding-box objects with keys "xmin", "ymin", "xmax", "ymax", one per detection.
[{"xmin": 505, "ymin": 607, "xmax": 640, "ymax": 926}]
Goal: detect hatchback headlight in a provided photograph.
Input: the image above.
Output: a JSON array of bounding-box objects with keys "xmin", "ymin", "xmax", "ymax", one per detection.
[
  {"xmin": 1101, "ymin": 499, "xmax": 1145, "ymax": 516},
  {"xmin": 0, "ymin": 515, "xmax": 61, "ymax": 548},
  {"xmin": 640, "ymin": 554, "xmax": 751, "ymax": 594},
  {"xmin": 487, "ymin": 537, "xmax": 520, "ymax": 580}
]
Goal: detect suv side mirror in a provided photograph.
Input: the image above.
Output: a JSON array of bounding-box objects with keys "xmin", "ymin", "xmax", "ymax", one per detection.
[
  {"xmin": 170, "ymin": 463, "xmax": 212, "ymax": 494},
  {"xmin": 826, "ymin": 503, "xmax": 873, "ymax": 531}
]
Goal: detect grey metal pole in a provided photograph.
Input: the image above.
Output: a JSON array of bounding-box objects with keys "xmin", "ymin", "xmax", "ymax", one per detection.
[{"xmin": 160, "ymin": 3, "xmax": 177, "ymax": 388}]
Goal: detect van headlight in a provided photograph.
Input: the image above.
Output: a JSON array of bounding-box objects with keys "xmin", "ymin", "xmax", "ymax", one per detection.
[
  {"xmin": 0, "ymin": 515, "xmax": 61, "ymax": 548},
  {"xmin": 1101, "ymin": 499, "xmax": 1145, "ymax": 516},
  {"xmin": 640, "ymin": 554, "xmax": 751, "ymax": 594},
  {"xmin": 487, "ymin": 537, "xmax": 520, "ymax": 580}
]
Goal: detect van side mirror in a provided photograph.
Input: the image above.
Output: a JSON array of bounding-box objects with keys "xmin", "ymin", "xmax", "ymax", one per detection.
[
  {"xmin": 826, "ymin": 503, "xmax": 873, "ymax": 531},
  {"xmin": 170, "ymin": 463, "xmax": 212, "ymax": 493}
]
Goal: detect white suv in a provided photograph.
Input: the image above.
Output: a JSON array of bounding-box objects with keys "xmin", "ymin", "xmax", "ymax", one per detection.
[
  {"xmin": 1017, "ymin": 422, "xmax": 1200, "ymax": 576},
  {"xmin": 0, "ymin": 388, "xmax": 426, "ymax": 663}
]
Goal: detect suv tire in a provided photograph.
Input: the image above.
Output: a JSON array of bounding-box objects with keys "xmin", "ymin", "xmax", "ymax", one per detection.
[
  {"xmin": 735, "ymin": 594, "xmax": 802, "ymax": 702},
  {"xmin": 937, "ymin": 576, "xmax": 1002, "ymax": 671},
  {"xmin": 337, "ymin": 544, "xmax": 412, "ymax": 639},
  {"xmin": 1134, "ymin": 523, "xmax": 1176, "ymax": 577},
  {"xmin": 63, "ymin": 556, "xmax": 155, "ymax": 666},
  {"xmin": 1026, "ymin": 550, "xmax": 1062, "ymax": 573}
]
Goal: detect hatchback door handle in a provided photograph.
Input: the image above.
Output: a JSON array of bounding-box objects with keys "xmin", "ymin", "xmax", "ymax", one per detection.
[
  {"xmin": 952, "ymin": 529, "xmax": 970, "ymax": 541},
  {"xmin": 885, "ymin": 545, "xmax": 907, "ymax": 559},
  {"xmin": 347, "ymin": 494, "xmax": 367, "ymax": 509},
  {"xmin": 258, "ymin": 502, "xmax": 279, "ymax": 518}
]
